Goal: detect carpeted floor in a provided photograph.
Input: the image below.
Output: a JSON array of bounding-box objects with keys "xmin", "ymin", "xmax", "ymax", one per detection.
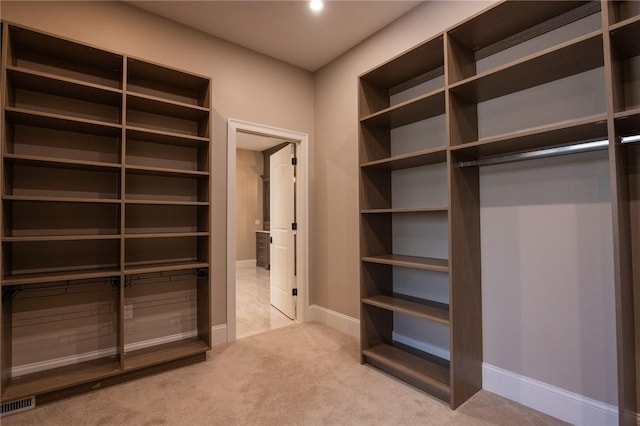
[{"xmin": 3, "ymin": 322, "xmax": 568, "ymax": 425}]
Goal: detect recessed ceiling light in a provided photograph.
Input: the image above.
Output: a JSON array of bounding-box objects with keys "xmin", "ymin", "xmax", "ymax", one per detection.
[{"xmin": 310, "ymin": 0, "xmax": 324, "ymax": 13}]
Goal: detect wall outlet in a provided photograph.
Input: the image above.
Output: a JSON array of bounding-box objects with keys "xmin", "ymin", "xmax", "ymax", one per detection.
[
  {"xmin": 255, "ymin": 219, "xmax": 261, "ymax": 225},
  {"xmin": 124, "ymin": 304, "xmax": 133, "ymax": 319}
]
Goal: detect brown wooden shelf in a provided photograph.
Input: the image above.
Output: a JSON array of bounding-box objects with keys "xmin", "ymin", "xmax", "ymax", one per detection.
[
  {"xmin": 4, "ymin": 153, "xmax": 121, "ymax": 172},
  {"xmin": 123, "ymin": 261, "xmax": 209, "ymax": 275},
  {"xmin": 5, "ymin": 107, "xmax": 122, "ymax": 136},
  {"xmin": 360, "ymin": 89, "xmax": 445, "ymax": 129},
  {"xmin": 127, "ymin": 57, "xmax": 210, "ymax": 107},
  {"xmin": 127, "ymin": 93, "xmax": 209, "ymax": 120},
  {"xmin": 610, "ymin": 17, "xmax": 640, "ymax": 60},
  {"xmin": 450, "ymin": 114, "xmax": 608, "ymax": 158},
  {"xmin": 3, "ymin": 234, "xmax": 120, "ymax": 242},
  {"xmin": 125, "ymin": 165, "xmax": 209, "ymax": 178},
  {"xmin": 615, "ymin": 107, "xmax": 640, "ymax": 121},
  {"xmin": 2, "ymin": 195, "xmax": 121, "ymax": 204},
  {"xmin": 361, "ymin": 147, "xmax": 447, "ymax": 170},
  {"xmin": 7, "ymin": 66, "xmax": 122, "ymax": 106},
  {"xmin": 360, "ymin": 35, "xmax": 443, "ymax": 91},
  {"xmin": 1, "ymin": 356, "xmax": 120, "ymax": 402},
  {"xmin": 448, "ymin": 1, "xmax": 594, "ymax": 51},
  {"xmin": 449, "ymin": 32, "xmax": 604, "ymax": 103},
  {"xmin": 362, "ymin": 343, "xmax": 450, "ymax": 398},
  {"xmin": 361, "ymin": 207, "xmax": 448, "ymax": 214},
  {"xmin": 7, "ymin": 25, "xmax": 123, "ymax": 89},
  {"xmin": 363, "ymin": 295, "xmax": 449, "ymax": 325},
  {"xmin": 362, "ymin": 254, "xmax": 449, "ymax": 272},
  {"xmin": 124, "ymin": 232, "xmax": 209, "ymax": 239},
  {"xmin": 124, "ymin": 337, "xmax": 209, "ymax": 371},
  {"xmin": 2, "ymin": 267, "xmax": 121, "ymax": 287},
  {"xmin": 124, "ymin": 199, "xmax": 209, "ymax": 206},
  {"xmin": 614, "ymin": 108, "xmax": 640, "ymax": 136},
  {"xmin": 126, "ymin": 126, "xmax": 209, "ymax": 147},
  {"xmin": 609, "ymin": 13, "xmax": 640, "ymax": 33}
]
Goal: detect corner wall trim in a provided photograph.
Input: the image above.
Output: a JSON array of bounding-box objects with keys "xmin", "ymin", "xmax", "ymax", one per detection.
[
  {"xmin": 306, "ymin": 305, "xmax": 359, "ymax": 339},
  {"xmin": 482, "ymin": 363, "xmax": 618, "ymax": 425},
  {"xmin": 211, "ymin": 324, "xmax": 228, "ymax": 346}
]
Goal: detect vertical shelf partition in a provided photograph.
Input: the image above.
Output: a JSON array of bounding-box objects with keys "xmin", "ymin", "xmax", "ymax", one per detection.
[
  {"xmin": 0, "ymin": 22, "xmax": 211, "ymax": 406},
  {"xmin": 604, "ymin": 1, "xmax": 640, "ymax": 424},
  {"xmin": 359, "ymin": 1, "xmax": 639, "ymax": 419}
]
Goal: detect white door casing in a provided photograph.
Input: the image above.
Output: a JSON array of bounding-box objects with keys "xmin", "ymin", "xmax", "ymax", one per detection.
[
  {"xmin": 269, "ymin": 144, "xmax": 296, "ymax": 319},
  {"xmin": 226, "ymin": 118, "xmax": 309, "ymax": 342}
]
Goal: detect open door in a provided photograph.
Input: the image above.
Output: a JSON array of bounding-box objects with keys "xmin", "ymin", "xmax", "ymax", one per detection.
[{"xmin": 270, "ymin": 144, "xmax": 296, "ymax": 319}]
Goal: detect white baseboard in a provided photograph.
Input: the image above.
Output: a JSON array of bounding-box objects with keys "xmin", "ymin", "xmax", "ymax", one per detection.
[
  {"xmin": 11, "ymin": 347, "xmax": 117, "ymax": 377},
  {"xmin": 483, "ymin": 363, "xmax": 618, "ymax": 425},
  {"xmin": 11, "ymin": 330, "xmax": 198, "ymax": 377},
  {"xmin": 211, "ymin": 324, "xmax": 228, "ymax": 346},
  {"xmin": 125, "ymin": 330, "xmax": 197, "ymax": 352},
  {"xmin": 392, "ymin": 332, "xmax": 450, "ymax": 361},
  {"xmin": 306, "ymin": 304, "xmax": 359, "ymax": 338},
  {"xmin": 235, "ymin": 259, "xmax": 256, "ymax": 267}
]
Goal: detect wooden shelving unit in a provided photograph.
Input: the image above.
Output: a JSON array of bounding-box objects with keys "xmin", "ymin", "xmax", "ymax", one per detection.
[
  {"xmin": 1, "ymin": 22, "xmax": 211, "ymax": 406},
  {"xmin": 359, "ymin": 1, "xmax": 639, "ymax": 420}
]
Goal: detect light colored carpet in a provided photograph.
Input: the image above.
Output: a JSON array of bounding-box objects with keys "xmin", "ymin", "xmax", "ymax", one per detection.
[{"xmin": 3, "ymin": 322, "xmax": 568, "ymax": 425}]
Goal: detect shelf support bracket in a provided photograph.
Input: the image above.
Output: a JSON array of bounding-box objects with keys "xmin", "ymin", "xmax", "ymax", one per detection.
[
  {"xmin": 2, "ymin": 288, "xmax": 21, "ymax": 302},
  {"xmin": 110, "ymin": 276, "xmax": 120, "ymax": 291}
]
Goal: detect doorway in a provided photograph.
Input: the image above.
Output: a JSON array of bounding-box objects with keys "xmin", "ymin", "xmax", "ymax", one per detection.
[{"xmin": 226, "ymin": 119, "xmax": 309, "ymax": 342}]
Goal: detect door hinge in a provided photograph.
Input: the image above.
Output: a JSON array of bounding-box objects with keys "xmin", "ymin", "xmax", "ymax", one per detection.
[
  {"xmin": 292, "ymin": 288, "xmax": 298, "ymax": 296},
  {"xmin": 291, "ymin": 157, "xmax": 297, "ymax": 166},
  {"xmin": 291, "ymin": 222, "xmax": 297, "ymax": 231},
  {"xmin": 269, "ymin": 236, "xmax": 273, "ymax": 243}
]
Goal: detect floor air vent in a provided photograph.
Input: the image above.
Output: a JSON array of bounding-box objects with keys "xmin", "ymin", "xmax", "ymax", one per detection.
[{"xmin": 1, "ymin": 396, "xmax": 35, "ymax": 416}]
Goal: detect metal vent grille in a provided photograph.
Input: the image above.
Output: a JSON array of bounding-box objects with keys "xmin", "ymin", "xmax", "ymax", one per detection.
[{"xmin": 1, "ymin": 396, "xmax": 35, "ymax": 416}]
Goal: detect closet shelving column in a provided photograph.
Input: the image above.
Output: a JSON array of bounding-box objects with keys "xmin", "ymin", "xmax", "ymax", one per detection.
[
  {"xmin": 445, "ymin": 0, "xmax": 607, "ymax": 409},
  {"xmin": 1, "ymin": 24, "xmax": 124, "ymax": 402},
  {"xmin": 603, "ymin": 0, "xmax": 640, "ymax": 423},
  {"xmin": 359, "ymin": 35, "xmax": 462, "ymax": 405},
  {"xmin": 122, "ymin": 57, "xmax": 212, "ymax": 368},
  {"xmin": 0, "ymin": 22, "xmax": 212, "ymax": 405}
]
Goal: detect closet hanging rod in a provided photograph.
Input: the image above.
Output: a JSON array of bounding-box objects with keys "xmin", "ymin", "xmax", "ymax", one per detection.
[
  {"xmin": 3, "ymin": 276, "xmax": 120, "ymax": 299},
  {"xmin": 621, "ymin": 134, "xmax": 640, "ymax": 144},
  {"xmin": 458, "ymin": 139, "xmax": 609, "ymax": 168}
]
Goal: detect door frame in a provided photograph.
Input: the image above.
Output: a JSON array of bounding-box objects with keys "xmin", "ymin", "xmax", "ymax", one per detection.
[{"xmin": 226, "ymin": 118, "xmax": 309, "ymax": 341}]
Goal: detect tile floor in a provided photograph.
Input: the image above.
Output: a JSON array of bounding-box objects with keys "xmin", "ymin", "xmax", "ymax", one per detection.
[{"xmin": 235, "ymin": 262, "xmax": 294, "ymax": 338}]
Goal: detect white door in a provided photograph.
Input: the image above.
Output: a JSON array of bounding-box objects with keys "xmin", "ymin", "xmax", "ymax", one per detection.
[{"xmin": 270, "ymin": 144, "xmax": 296, "ymax": 319}]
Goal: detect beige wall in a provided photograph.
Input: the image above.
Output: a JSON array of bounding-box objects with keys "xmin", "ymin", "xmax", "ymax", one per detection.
[
  {"xmin": 312, "ymin": 1, "xmax": 494, "ymax": 318},
  {"xmin": 235, "ymin": 149, "xmax": 263, "ymax": 261},
  {"xmin": 1, "ymin": 0, "xmax": 314, "ymax": 326}
]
